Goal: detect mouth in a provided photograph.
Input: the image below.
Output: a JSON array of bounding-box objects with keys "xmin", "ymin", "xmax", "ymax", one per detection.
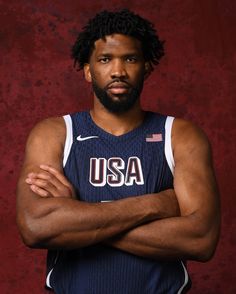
[{"xmin": 107, "ymin": 82, "xmax": 130, "ymax": 95}]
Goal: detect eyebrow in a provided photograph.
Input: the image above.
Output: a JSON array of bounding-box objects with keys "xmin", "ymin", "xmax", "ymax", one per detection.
[{"xmin": 96, "ymin": 52, "xmax": 141, "ymax": 58}]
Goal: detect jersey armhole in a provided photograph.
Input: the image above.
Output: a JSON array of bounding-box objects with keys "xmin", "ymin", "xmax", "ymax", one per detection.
[
  {"xmin": 165, "ymin": 116, "xmax": 175, "ymax": 175},
  {"xmin": 63, "ymin": 115, "xmax": 73, "ymax": 167}
]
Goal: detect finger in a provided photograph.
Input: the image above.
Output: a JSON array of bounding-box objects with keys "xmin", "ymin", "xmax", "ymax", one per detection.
[
  {"xmin": 26, "ymin": 178, "xmax": 59, "ymax": 196},
  {"xmin": 27, "ymin": 172, "xmax": 37, "ymax": 179},
  {"xmin": 26, "ymin": 174, "xmax": 73, "ymax": 198},
  {"xmin": 39, "ymin": 164, "xmax": 72, "ymax": 188},
  {"xmin": 26, "ymin": 171, "xmax": 65, "ymax": 192},
  {"xmin": 30, "ymin": 184, "xmax": 50, "ymax": 197},
  {"xmin": 27, "ymin": 171, "xmax": 51, "ymax": 181}
]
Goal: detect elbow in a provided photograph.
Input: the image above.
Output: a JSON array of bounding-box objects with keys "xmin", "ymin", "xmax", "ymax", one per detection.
[
  {"xmin": 20, "ymin": 233, "xmax": 39, "ymax": 249},
  {"xmin": 194, "ymin": 242, "xmax": 216, "ymax": 262},
  {"xmin": 187, "ymin": 211, "xmax": 221, "ymax": 262},
  {"xmin": 191, "ymin": 229, "xmax": 220, "ymax": 262},
  {"xmin": 16, "ymin": 214, "xmax": 45, "ymax": 248}
]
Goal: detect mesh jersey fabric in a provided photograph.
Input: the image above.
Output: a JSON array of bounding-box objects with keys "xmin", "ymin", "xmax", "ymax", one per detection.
[{"xmin": 46, "ymin": 111, "xmax": 190, "ymax": 294}]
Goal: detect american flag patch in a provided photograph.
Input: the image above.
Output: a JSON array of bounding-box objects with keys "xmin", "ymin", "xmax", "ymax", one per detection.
[{"xmin": 146, "ymin": 133, "xmax": 163, "ymax": 142}]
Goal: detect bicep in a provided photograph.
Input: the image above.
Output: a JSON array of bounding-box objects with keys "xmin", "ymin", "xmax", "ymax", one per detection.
[
  {"xmin": 172, "ymin": 120, "xmax": 220, "ymax": 231},
  {"xmin": 23, "ymin": 119, "xmax": 64, "ymax": 170},
  {"xmin": 16, "ymin": 118, "xmax": 65, "ymax": 219}
]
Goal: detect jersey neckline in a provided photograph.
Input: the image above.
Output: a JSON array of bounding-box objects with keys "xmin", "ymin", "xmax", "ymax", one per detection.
[{"xmin": 85, "ymin": 111, "xmax": 155, "ymax": 142}]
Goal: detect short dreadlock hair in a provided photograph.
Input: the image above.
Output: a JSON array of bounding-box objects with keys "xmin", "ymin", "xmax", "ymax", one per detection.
[{"xmin": 72, "ymin": 9, "xmax": 164, "ymax": 71}]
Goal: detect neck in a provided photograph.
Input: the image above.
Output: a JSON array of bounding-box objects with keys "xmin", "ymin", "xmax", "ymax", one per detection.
[{"xmin": 90, "ymin": 98, "xmax": 145, "ymax": 136}]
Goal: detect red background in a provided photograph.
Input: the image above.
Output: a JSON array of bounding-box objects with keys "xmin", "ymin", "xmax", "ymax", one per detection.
[{"xmin": 0, "ymin": 0, "xmax": 235, "ymax": 293}]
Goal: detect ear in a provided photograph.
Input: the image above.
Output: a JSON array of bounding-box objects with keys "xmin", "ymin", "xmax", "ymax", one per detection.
[
  {"xmin": 144, "ymin": 62, "xmax": 152, "ymax": 80},
  {"xmin": 84, "ymin": 63, "xmax": 92, "ymax": 82}
]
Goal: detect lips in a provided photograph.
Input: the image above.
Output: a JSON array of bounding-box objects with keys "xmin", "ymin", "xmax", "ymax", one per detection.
[{"xmin": 107, "ymin": 82, "xmax": 130, "ymax": 94}]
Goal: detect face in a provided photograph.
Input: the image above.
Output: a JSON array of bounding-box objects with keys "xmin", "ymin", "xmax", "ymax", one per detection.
[{"xmin": 84, "ymin": 34, "xmax": 150, "ymax": 113}]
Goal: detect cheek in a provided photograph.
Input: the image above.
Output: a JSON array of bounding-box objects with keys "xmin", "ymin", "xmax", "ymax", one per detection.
[
  {"xmin": 90, "ymin": 67, "xmax": 104, "ymax": 79},
  {"xmin": 129, "ymin": 69, "xmax": 145, "ymax": 84},
  {"xmin": 91, "ymin": 68, "xmax": 110, "ymax": 86}
]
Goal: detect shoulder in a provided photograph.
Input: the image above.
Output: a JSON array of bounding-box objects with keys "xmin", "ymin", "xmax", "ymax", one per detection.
[
  {"xmin": 30, "ymin": 116, "xmax": 65, "ymax": 132},
  {"xmin": 171, "ymin": 118, "xmax": 212, "ymax": 162},
  {"xmin": 27, "ymin": 116, "xmax": 66, "ymax": 144},
  {"xmin": 25, "ymin": 116, "xmax": 66, "ymax": 162}
]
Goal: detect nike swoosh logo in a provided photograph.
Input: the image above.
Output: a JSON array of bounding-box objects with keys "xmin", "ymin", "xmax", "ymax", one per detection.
[{"xmin": 77, "ymin": 135, "xmax": 99, "ymax": 141}]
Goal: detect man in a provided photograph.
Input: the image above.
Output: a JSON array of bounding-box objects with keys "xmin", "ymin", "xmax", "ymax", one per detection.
[{"xmin": 16, "ymin": 9, "xmax": 220, "ymax": 294}]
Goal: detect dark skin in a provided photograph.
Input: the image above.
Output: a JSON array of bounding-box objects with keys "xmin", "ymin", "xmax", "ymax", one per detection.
[{"xmin": 16, "ymin": 34, "xmax": 220, "ymax": 261}]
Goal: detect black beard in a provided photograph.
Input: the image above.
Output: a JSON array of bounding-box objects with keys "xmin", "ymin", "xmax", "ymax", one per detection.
[{"xmin": 91, "ymin": 79, "xmax": 144, "ymax": 114}]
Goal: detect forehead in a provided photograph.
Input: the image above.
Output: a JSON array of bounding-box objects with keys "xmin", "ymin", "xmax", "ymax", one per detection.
[{"xmin": 92, "ymin": 34, "xmax": 143, "ymax": 56}]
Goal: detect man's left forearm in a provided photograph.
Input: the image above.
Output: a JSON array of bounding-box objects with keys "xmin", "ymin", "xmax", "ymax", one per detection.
[{"xmin": 105, "ymin": 212, "xmax": 220, "ymax": 262}]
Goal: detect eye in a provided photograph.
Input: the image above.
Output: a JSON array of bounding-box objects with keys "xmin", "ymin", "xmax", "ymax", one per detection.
[
  {"xmin": 99, "ymin": 57, "xmax": 110, "ymax": 64},
  {"xmin": 126, "ymin": 57, "xmax": 137, "ymax": 63}
]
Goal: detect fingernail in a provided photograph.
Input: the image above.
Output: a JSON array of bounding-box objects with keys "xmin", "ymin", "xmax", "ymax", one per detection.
[
  {"xmin": 40, "ymin": 164, "xmax": 47, "ymax": 168},
  {"xmin": 30, "ymin": 185, "xmax": 36, "ymax": 191}
]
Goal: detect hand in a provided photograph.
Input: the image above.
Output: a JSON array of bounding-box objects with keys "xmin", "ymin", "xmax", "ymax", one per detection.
[{"xmin": 25, "ymin": 164, "xmax": 76, "ymax": 199}]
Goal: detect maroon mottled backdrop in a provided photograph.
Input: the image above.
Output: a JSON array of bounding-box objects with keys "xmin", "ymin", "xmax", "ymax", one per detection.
[{"xmin": 0, "ymin": 0, "xmax": 235, "ymax": 293}]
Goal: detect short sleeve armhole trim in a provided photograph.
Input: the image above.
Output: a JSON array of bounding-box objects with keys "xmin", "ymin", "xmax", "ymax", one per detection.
[
  {"xmin": 63, "ymin": 115, "xmax": 73, "ymax": 167},
  {"xmin": 165, "ymin": 116, "xmax": 175, "ymax": 175}
]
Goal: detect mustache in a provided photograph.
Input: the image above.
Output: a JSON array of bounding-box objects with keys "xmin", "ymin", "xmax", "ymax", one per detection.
[{"xmin": 105, "ymin": 79, "xmax": 132, "ymax": 90}]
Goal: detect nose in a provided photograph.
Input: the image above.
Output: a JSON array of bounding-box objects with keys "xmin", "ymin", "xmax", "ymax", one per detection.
[{"xmin": 110, "ymin": 59, "xmax": 127, "ymax": 79}]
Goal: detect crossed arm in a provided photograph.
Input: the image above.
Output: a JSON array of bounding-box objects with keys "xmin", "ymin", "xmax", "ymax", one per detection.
[{"xmin": 16, "ymin": 117, "xmax": 220, "ymax": 261}]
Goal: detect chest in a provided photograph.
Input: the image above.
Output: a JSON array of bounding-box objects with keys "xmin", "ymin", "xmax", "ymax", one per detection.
[{"xmin": 64, "ymin": 136, "xmax": 173, "ymax": 202}]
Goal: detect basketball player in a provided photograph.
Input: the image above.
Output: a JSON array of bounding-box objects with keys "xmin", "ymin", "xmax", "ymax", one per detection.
[{"xmin": 16, "ymin": 9, "xmax": 220, "ymax": 294}]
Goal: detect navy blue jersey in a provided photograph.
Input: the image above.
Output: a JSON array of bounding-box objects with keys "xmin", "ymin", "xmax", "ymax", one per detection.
[{"xmin": 46, "ymin": 111, "xmax": 190, "ymax": 294}]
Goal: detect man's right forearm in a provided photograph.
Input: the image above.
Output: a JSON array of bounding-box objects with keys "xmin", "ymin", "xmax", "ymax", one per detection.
[{"xmin": 17, "ymin": 187, "xmax": 178, "ymax": 250}]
